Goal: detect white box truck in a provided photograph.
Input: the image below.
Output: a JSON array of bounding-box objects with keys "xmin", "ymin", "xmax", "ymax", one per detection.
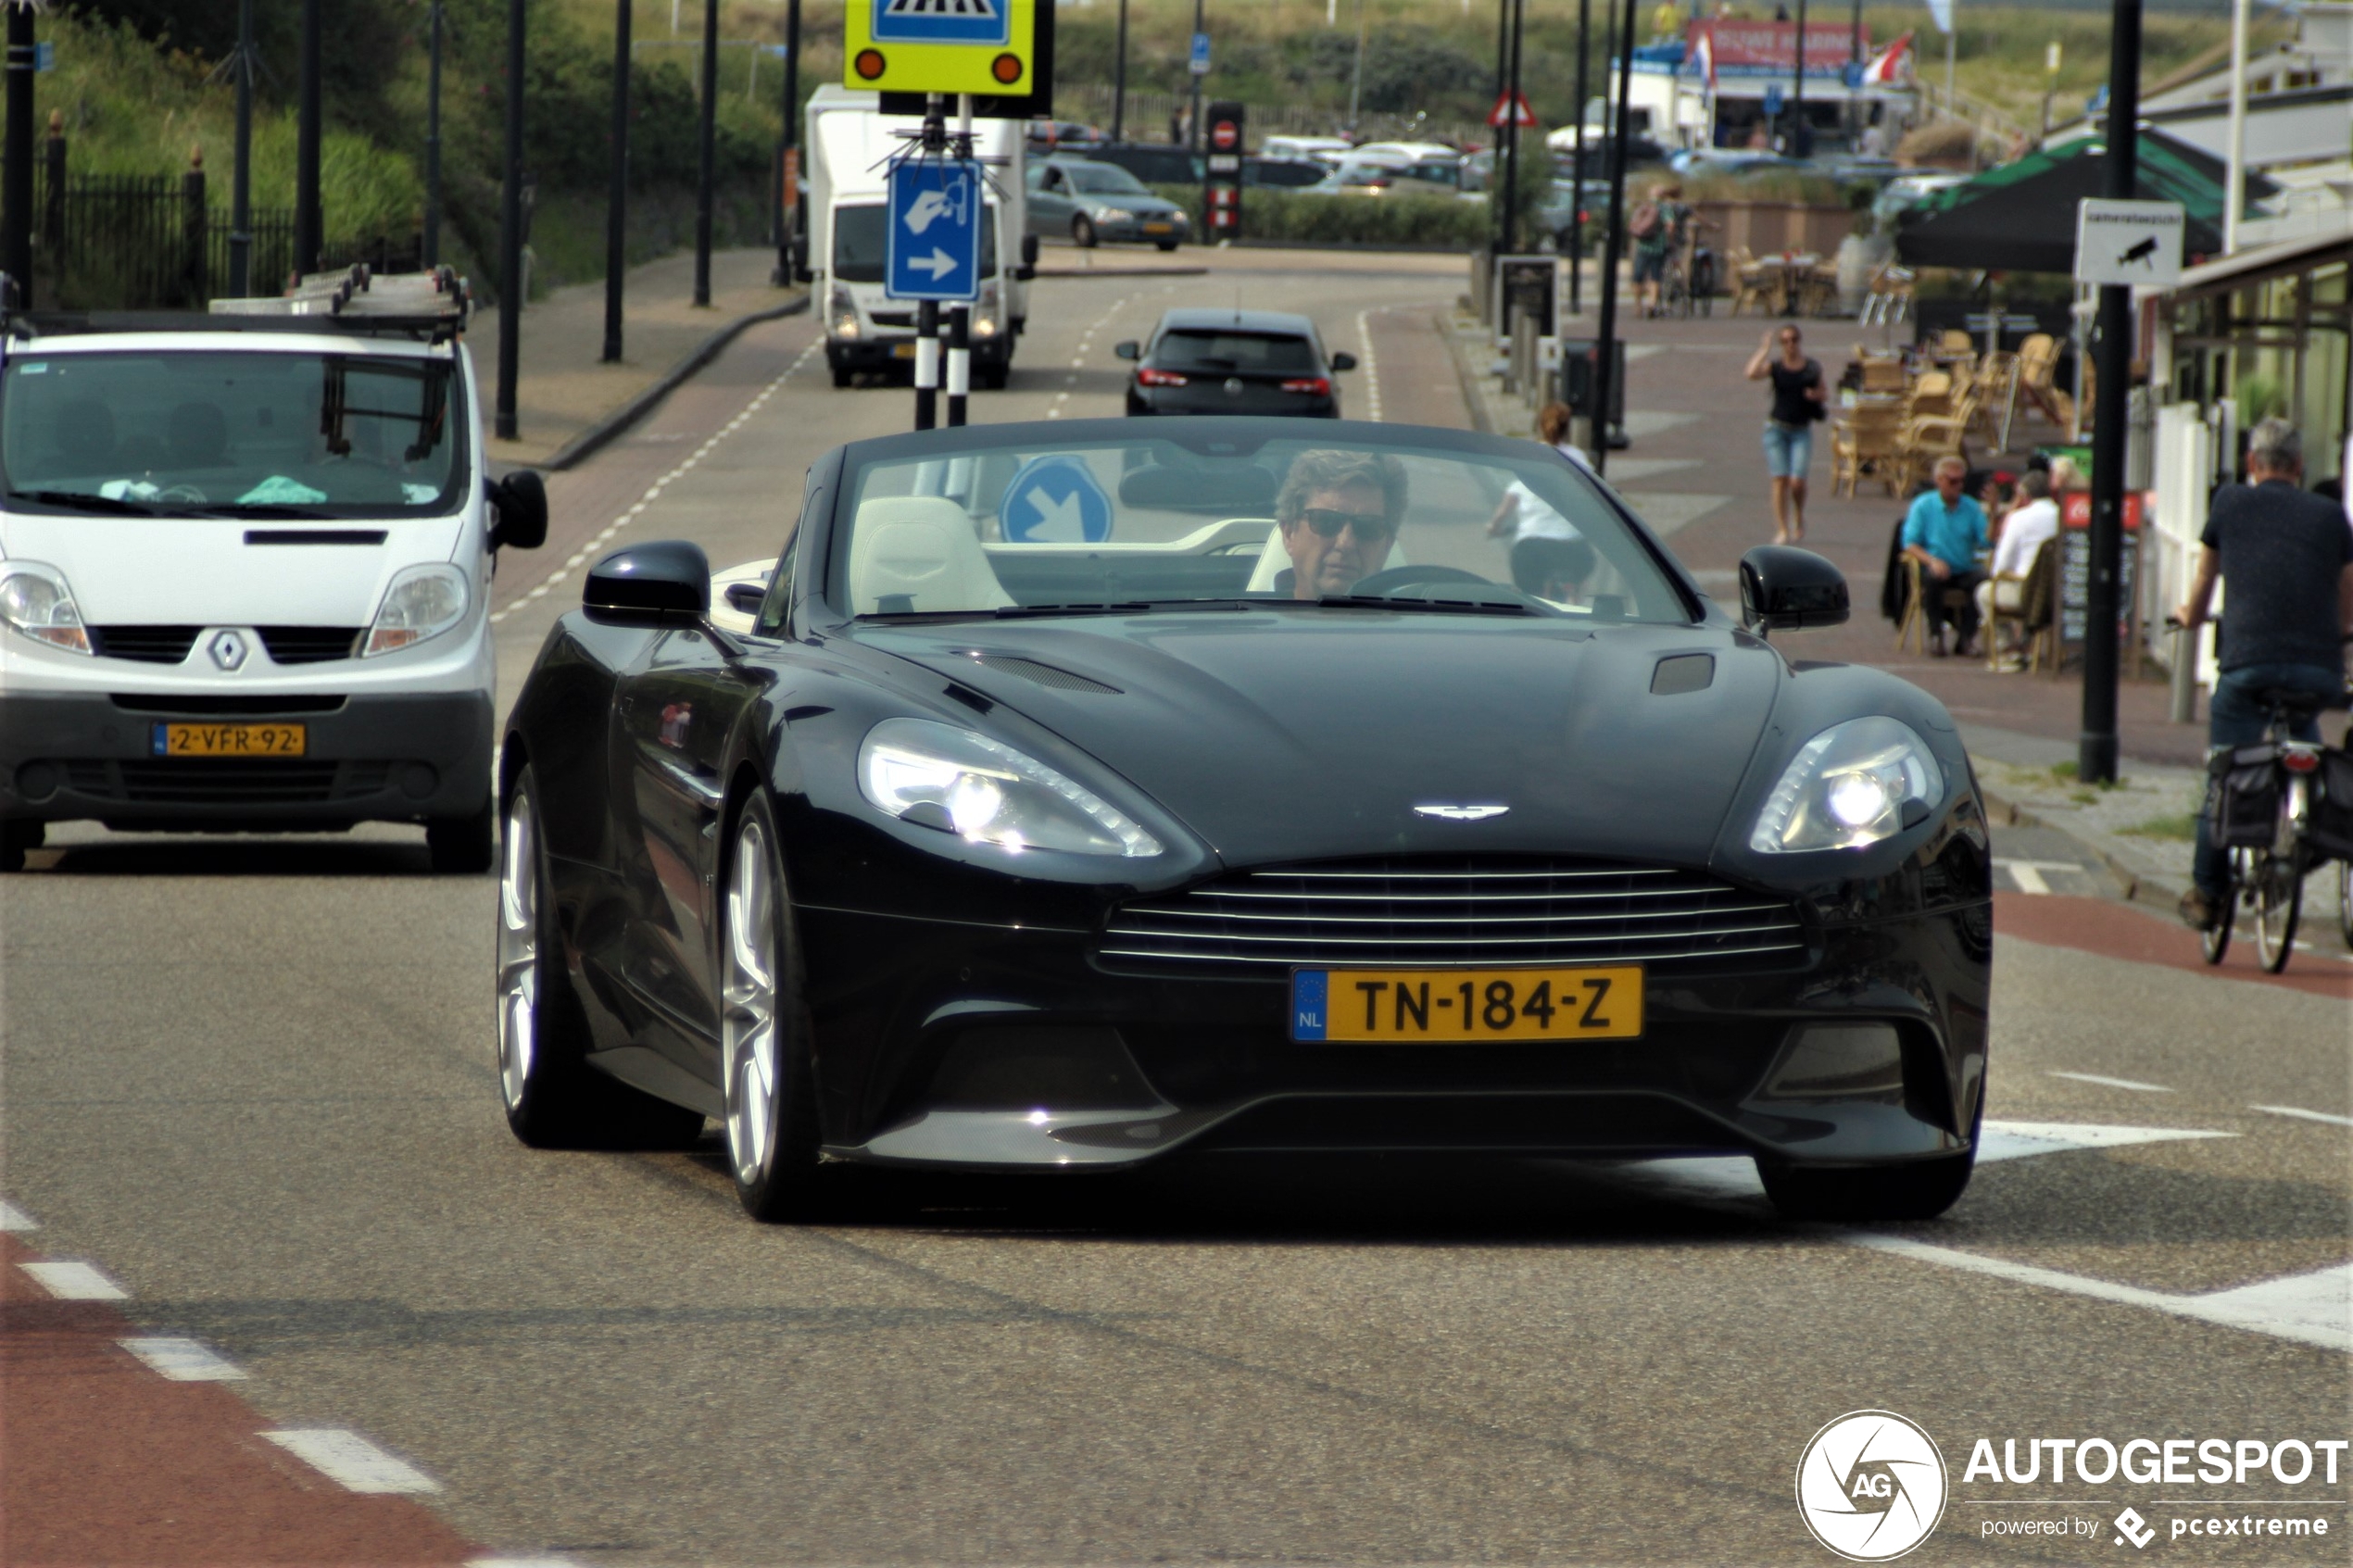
[{"xmin": 804, "ymin": 85, "xmax": 1034, "ymax": 390}]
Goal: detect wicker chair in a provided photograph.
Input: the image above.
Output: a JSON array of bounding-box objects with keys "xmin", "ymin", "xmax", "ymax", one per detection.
[
  {"xmin": 1832, "ymin": 405, "xmax": 1906, "ymax": 498},
  {"xmin": 1892, "ymin": 386, "xmax": 1982, "ymax": 492},
  {"xmin": 1894, "ymin": 554, "xmax": 1978, "ymax": 655},
  {"xmin": 1985, "ymin": 539, "xmax": 2058, "ymax": 672}
]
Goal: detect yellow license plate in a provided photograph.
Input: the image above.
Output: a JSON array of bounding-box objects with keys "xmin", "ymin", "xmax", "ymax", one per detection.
[
  {"xmin": 152, "ymin": 721, "xmax": 308, "ymax": 758},
  {"xmin": 1142, "ymin": 221, "xmax": 1174, "ymax": 233},
  {"xmin": 1291, "ymin": 966, "xmax": 1643, "ymax": 1043},
  {"xmin": 892, "ymin": 342, "xmax": 917, "ymax": 359}
]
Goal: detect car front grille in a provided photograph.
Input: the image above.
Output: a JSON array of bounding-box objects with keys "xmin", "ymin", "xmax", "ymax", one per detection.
[
  {"xmin": 257, "ymin": 626, "xmax": 361, "ymax": 664},
  {"xmin": 59, "ymin": 759, "xmax": 392, "ymax": 805},
  {"xmin": 89, "ymin": 625, "xmax": 203, "ymax": 663},
  {"xmin": 1100, "ymin": 858, "xmax": 1807, "ymax": 975}
]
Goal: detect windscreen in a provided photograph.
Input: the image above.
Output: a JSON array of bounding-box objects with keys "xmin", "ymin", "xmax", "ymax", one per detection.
[
  {"xmin": 833, "ymin": 428, "xmax": 1692, "ymax": 624},
  {"xmin": 1152, "ymin": 332, "xmax": 1319, "ymax": 374},
  {"xmin": 2, "ymin": 349, "xmax": 464, "ymax": 517},
  {"xmin": 836, "ymin": 202, "xmax": 997, "ymax": 284},
  {"xmin": 1065, "ymin": 163, "xmax": 1149, "ymax": 195}
]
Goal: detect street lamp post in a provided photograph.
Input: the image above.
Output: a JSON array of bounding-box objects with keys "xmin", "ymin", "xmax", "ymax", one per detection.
[
  {"xmin": 296, "ymin": 0, "xmax": 322, "ymax": 276},
  {"xmin": 497, "ymin": 0, "xmax": 525, "ymax": 442},
  {"xmin": 695, "ymin": 0, "xmax": 718, "ymax": 307},
  {"xmin": 775, "ymin": 0, "xmax": 800, "ymax": 284},
  {"xmin": 229, "ymin": 0, "xmax": 255, "ymax": 295},
  {"xmin": 604, "ymin": 0, "xmax": 630, "ymax": 363},
  {"xmin": 1112, "ymin": 0, "xmax": 1129, "ymax": 141},
  {"xmin": 1569, "ymin": 0, "xmax": 1591, "ymax": 314},
  {"xmin": 1592, "ymin": 0, "xmax": 1639, "ymax": 478},
  {"xmin": 2079, "ymin": 0, "xmax": 2144, "ymax": 786},
  {"xmin": 1189, "ymin": 0, "xmax": 1206, "ymax": 149},
  {"xmin": 2, "ymin": 2, "xmax": 30, "ymax": 298},
  {"xmin": 424, "ymin": 1, "xmax": 445, "ymax": 268},
  {"xmin": 1499, "ymin": 0, "xmax": 1524, "ymax": 254},
  {"xmin": 1790, "ymin": 0, "xmax": 1807, "ymax": 157}
]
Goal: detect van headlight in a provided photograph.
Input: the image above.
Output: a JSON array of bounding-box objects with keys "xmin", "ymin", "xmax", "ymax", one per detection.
[
  {"xmin": 858, "ymin": 717, "xmax": 1162, "ymax": 858},
  {"xmin": 0, "ymin": 562, "xmax": 92, "ymax": 655},
  {"xmin": 363, "ymin": 563, "xmax": 470, "ymax": 657},
  {"xmin": 1749, "ymin": 717, "xmax": 1944, "ymax": 853}
]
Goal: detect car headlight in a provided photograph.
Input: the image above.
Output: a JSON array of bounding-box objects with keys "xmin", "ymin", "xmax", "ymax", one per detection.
[
  {"xmin": 1749, "ymin": 716, "xmax": 1944, "ymax": 853},
  {"xmin": 828, "ymin": 285, "xmax": 859, "ymax": 339},
  {"xmin": 0, "ymin": 562, "xmax": 92, "ymax": 655},
  {"xmin": 363, "ymin": 563, "xmax": 470, "ymax": 657},
  {"xmin": 1088, "ymin": 203, "xmax": 1128, "ymax": 222},
  {"xmin": 972, "ymin": 316, "xmax": 999, "ymax": 339},
  {"xmin": 858, "ymin": 717, "xmax": 1162, "ymax": 858}
]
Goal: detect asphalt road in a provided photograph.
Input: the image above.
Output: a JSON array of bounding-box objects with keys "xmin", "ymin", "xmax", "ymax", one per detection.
[{"xmin": 4, "ymin": 251, "xmax": 2348, "ymax": 1567}]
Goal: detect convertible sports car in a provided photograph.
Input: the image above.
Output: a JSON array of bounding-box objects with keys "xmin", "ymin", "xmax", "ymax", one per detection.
[{"xmin": 496, "ymin": 418, "xmax": 1991, "ymax": 1223}]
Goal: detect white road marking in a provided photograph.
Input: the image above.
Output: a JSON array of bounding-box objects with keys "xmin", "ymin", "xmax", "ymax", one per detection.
[
  {"xmin": 1620, "ymin": 1123, "xmax": 2347, "ymax": 1349},
  {"xmin": 2252, "ymin": 1104, "xmax": 2353, "ymax": 1128},
  {"xmin": 469, "ymin": 1560, "xmax": 585, "ymax": 1568},
  {"xmin": 2049, "ymin": 1071, "xmax": 2174, "ymax": 1093},
  {"xmin": 1353, "ymin": 307, "xmax": 1383, "ymax": 422},
  {"xmin": 0, "ymin": 1199, "xmax": 37, "ymax": 1232},
  {"xmin": 119, "ymin": 1336, "xmax": 247, "ymax": 1381},
  {"xmin": 490, "ymin": 338, "xmax": 823, "ymax": 625},
  {"xmin": 1994, "ymin": 857, "xmax": 2081, "ymax": 895},
  {"xmin": 263, "ymin": 1429, "xmax": 442, "ymax": 1495},
  {"xmin": 20, "ymin": 1260, "xmax": 128, "ymax": 1299}
]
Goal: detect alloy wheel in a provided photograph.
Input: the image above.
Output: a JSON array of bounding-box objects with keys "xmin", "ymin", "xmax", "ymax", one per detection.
[
  {"xmin": 496, "ymin": 785, "xmax": 539, "ymax": 1110},
  {"xmin": 722, "ymin": 816, "xmax": 782, "ymax": 1185}
]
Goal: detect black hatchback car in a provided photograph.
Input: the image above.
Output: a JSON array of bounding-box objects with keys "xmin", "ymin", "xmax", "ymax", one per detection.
[{"xmin": 1116, "ymin": 308, "xmax": 1355, "ymax": 418}]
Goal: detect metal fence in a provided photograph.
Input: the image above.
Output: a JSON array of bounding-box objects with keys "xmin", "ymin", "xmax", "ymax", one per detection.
[
  {"xmin": 30, "ymin": 150, "xmax": 419, "ymax": 311},
  {"xmin": 1061, "ymin": 81, "xmax": 1483, "ymax": 151}
]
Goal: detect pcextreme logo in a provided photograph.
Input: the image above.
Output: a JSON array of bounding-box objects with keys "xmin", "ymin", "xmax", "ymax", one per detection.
[{"xmin": 1796, "ymin": 1410, "xmax": 1951, "ymax": 1562}]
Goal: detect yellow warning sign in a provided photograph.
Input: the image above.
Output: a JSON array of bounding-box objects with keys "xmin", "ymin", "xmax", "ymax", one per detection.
[{"xmin": 844, "ymin": 0, "xmax": 1038, "ymax": 96}]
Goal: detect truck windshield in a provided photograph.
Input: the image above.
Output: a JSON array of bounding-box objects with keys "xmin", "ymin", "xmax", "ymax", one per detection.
[
  {"xmin": 0, "ymin": 349, "xmax": 465, "ymax": 518},
  {"xmin": 834, "ymin": 204, "xmax": 999, "ymax": 285}
]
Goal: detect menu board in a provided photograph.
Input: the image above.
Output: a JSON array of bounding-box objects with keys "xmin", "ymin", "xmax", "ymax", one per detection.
[{"xmin": 2057, "ymin": 493, "xmax": 2145, "ymax": 649}]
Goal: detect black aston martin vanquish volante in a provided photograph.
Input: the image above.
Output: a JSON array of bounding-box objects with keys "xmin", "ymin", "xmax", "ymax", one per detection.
[{"xmin": 496, "ymin": 419, "xmax": 1992, "ymax": 1223}]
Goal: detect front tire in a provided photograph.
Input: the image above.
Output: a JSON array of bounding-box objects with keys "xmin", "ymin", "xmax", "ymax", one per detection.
[
  {"xmin": 2203, "ymin": 855, "xmax": 2240, "ymax": 965},
  {"xmin": 1071, "ymin": 214, "xmax": 1098, "ymax": 248},
  {"xmin": 1155, "ymin": 238, "xmax": 1180, "ymax": 252},
  {"xmin": 2255, "ymin": 854, "xmax": 2303, "ymax": 973},
  {"xmin": 719, "ymin": 793, "xmax": 824, "ymax": 1222},
  {"xmin": 1758, "ymin": 1103, "xmax": 1981, "ymax": 1223},
  {"xmin": 497, "ymin": 769, "xmax": 705, "ymax": 1149},
  {"xmin": 429, "ymin": 797, "xmax": 495, "ymax": 874},
  {"xmin": 0, "ymin": 819, "xmax": 41, "ymax": 872},
  {"xmin": 2338, "ymin": 860, "xmax": 2351, "ymax": 948}
]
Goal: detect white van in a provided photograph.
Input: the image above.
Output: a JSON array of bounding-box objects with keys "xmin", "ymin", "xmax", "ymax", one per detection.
[{"xmin": 0, "ymin": 268, "xmax": 545, "ymax": 872}]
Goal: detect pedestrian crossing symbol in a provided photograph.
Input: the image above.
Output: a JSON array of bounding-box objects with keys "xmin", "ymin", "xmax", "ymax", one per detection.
[
  {"xmin": 874, "ymin": 0, "xmax": 1008, "ymax": 46},
  {"xmin": 845, "ymin": 0, "xmax": 1037, "ymax": 95}
]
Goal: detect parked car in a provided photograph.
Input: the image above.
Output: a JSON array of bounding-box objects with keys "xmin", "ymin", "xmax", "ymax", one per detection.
[
  {"xmin": 1246, "ymin": 157, "xmax": 1331, "ymax": 189},
  {"xmin": 1026, "ymin": 157, "xmax": 1190, "ymax": 249},
  {"xmin": 1260, "ymin": 134, "xmax": 1353, "ymax": 164},
  {"xmin": 1026, "ymin": 119, "xmax": 1109, "ymax": 153},
  {"xmin": 1073, "ymin": 143, "xmax": 1205, "ymax": 186},
  {"xmin": 1311, "ymin": 155, "xmax": 1468, "ymax": 197},
  {"xmin": 1115, "ymin": 308, "xmax": 1354, "ymax": 418}
]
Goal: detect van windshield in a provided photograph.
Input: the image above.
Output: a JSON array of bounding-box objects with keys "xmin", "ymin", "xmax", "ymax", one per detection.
[
  {"xmin": 1, "ymin": 350, "xmax": 465, "ymax": 518},
  {"xmin": 834, "ymin": 203, "xmax": 1000, "ymax": 285}
]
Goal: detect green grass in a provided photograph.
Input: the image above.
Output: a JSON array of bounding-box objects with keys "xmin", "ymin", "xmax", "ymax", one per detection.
[{"xmin": 2120, "ymin": 811, "xmax": 2200, "ymax": 842}]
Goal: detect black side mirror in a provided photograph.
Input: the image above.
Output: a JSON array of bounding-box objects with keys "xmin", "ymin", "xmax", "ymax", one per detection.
[
  {"xmin": 1113, "ymin": 340, "xmax": 1140, "ymax": 360},
  {"xmin": 584, "ymin": 540, "xmax": 711, "ymax": 624},
  {"xmin": 1015, "ymin": 232, "xmax": 1039, "ymax": 282},
  {"xmin": 1328, "ymin": 351, "xmax": 1357, "ymax": 371},
  {"xmin": 1738, "ymin": 546, "xmax": 1849, "ymax": 634},
  {"xmin": 488, "ymin": 470, "xmax": 548, "ymax": 551}
]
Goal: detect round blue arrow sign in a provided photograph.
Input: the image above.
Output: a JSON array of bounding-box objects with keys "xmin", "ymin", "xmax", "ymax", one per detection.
[{"xmin": 1000, "ymin": 455, "xmax": 1114, "ymax": 544}]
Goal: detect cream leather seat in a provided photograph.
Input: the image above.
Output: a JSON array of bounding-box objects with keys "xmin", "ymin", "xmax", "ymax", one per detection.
[
  {"xmin": 1242, "ymin": 522, "xmax": 1407, "ymax": 594},
  {"xmin": 848, "ymin": 495, "xmax": 1014, "ymax": 613}
]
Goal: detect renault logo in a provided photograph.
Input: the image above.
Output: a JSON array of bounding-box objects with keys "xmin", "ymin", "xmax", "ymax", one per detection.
[
  {"xmin": 208, "ymin": 630, "xmax": 248, "ymax": 671},
  {"xmin": 1413, "ymin": 804, "xmax": 1508, "ymax": 821}
]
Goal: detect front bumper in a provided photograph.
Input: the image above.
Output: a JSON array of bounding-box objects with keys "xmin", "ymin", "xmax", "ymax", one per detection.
[
  {"xmin": 791, "ymin": 903, "xmax": 1990, "ymax": 1173},
  {"xmin": 1093, "ymin": 213, "xmax": 1188, "ymax": 245},
  {"xmin": 829, "ymin": 334, "xmax": 1012, "ymax": 372},
  {"xmin": 0, "ymin": 689, "xmax": 494, "ymax": 829}
]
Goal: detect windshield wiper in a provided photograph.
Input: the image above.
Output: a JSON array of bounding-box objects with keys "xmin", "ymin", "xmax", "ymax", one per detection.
[
  {"xmin": 216, "ymin": 503, "xmax": 336, "ymax": 519},
  {"xmin": 1313, "ymin": 593, "xmax": 1537, "ymax": 617},
  {"xmin": 14, "ymin": 488, "xmax": 159, "ymax": 516}
]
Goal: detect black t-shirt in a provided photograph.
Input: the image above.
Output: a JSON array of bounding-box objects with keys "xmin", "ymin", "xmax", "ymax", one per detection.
[
  {"xmin": 2200, "ymin": 479, "xmax": 2353, "ymax": 671},
  {"xmin": 1768, "ymin": 360, "xmax": 1821, "ymax": 427}
]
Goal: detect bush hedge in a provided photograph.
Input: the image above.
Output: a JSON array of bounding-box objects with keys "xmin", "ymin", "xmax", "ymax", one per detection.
[{"xmin": 1150, "ymin": 184, "xmax": 1487, "ymax": 249}]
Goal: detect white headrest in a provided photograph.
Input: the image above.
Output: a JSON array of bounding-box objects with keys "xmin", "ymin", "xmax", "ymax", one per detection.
[
  {"xmin": 848, "ymin": 495, "xmax": 1014, "ymax": 614},
  {"xmin": 1243, "ymin": 522, "xmax": 1409, "ymax": 594}
]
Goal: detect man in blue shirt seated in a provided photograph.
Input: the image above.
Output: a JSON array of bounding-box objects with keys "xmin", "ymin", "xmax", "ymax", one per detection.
[{"xmin": 1900, "ymin": 455, "xmax": 1990, "ymax": 657}]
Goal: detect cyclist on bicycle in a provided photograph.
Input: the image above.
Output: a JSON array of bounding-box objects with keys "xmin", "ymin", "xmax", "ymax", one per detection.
[
  {"xmin": 2175, "ymin": 417, "xmax": 2353, "ymax": 932},
  {"xmin": 1631, "ymin": 181, "xmax": 1690, "ymax": 319}
]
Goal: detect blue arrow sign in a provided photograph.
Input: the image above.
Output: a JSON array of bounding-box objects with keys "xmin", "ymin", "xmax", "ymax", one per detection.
[
  {"xmin": 887, "ymin": 159, "xmax": 982, "ymax": 303},
  {"xmin": 1762, "ymin": 82, "xmax": 1784, "ymax": 116},
  {"xmin": 1189, "ymin": 31, "xmax": 1211, "ymax": 76},
  {"xmin": 1000, "ymin": 455, "xmax": 1114, "ymax": 543}
]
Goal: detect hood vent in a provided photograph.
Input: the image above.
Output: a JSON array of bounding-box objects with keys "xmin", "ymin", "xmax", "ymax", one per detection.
[
  {"xmin": 1650, "ymin": 654, "xmax": 1716, "ymax": 696},
  {"xmin": 970, "ymin": 653, "xmax": 1122, "ymax": 696}
]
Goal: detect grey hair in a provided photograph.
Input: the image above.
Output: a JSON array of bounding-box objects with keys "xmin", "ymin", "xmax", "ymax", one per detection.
[
  {"xmin": 2248, "ymin": 416, "xmax": 2303, "ymax": 472},
  {"xmin": 1277, "ymin": 449, "xmax": 1409, "ymax": 526},
  {"xmin": 1933, "ymin": 455, "xmax": 1968, "ymax": 478},
  {"xmin": 2018, "ymin": 470, "xmax": 2051, "ymax": 500}
]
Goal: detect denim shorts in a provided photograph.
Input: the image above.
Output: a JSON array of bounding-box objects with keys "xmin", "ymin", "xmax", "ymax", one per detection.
[{"xmin": 1761, "ymin": 420, "xmax": 1812, "ymax": 478}]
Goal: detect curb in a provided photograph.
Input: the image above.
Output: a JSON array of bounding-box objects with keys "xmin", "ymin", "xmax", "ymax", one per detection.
[
  {"xmin": 1978, "ymin": 784, "xmax": 2175, "ymax": 910},
  {"xmin": 1034, "ymin": 264, "xmax": 1210, "ymax": 279},
  {"xmin": 529, "ymin": 294, "xmax": 811, "ymax": 473},
  {"xmin": 1438, "ymin": 311, "xmax": 1496, "ymax": 437}
]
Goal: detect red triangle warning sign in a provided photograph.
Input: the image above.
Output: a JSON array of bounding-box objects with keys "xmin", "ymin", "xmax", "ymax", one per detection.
[{"xmin": 1487, "ymin": 91, "xmax": 1537, "ymax": 129}]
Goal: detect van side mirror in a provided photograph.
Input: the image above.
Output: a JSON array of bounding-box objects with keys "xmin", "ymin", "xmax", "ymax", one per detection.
[
  {"xmin": 1328, "ymin": 352, "xmax": 1357, "ymax": 371},
  {"xmin": 1015, "ymin": 232, "xmax": 1039, "ymax": 282},
  {"xmin": 584, "ymin": 540, "xmax": 711, "ymax": 624},
  {"xmin": 1113, "ymin": 340, "xmax": 1140, "ymax": 360},
  {"xmin": 1738, "ymin": 545, "xmax": 1848, "ymax": 634},
  {"xmin": 488, "ymin": 470, "xmax": 548, "ymax": 551}
]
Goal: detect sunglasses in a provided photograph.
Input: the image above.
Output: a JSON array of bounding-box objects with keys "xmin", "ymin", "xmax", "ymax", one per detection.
[{"xmin": 1298, "ymin": 508, "xmax": 1397, "ymax": 541}]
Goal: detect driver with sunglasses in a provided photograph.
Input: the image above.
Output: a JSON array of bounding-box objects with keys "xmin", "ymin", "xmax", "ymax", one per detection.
[{"xmin": 1272, "ymin": 448, "xmax": 1408, "ymax": 599}]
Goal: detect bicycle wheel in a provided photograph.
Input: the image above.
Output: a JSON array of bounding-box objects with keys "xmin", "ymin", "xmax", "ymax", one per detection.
[
  {"xmin": 2255, "ymin": 853, "xmax": 2303, "ymax": 973},
  {"xmin": 2339, "ymin": 859, "xmax": 2352, "ymax": 948},
  {"xmin": 2202, "ymin": 852, "xmax": 2241, "ymax": 965}
]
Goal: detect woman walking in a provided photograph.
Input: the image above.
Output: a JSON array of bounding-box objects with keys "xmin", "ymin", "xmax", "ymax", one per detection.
[{"xmin": 1744, "ymin": 325, "xmax": 1825, "ymax": 544}]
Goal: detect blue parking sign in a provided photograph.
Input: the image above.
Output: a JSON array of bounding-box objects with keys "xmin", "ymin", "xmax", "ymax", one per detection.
[
  {"xmin": 873, "ymin": 0, "xmax": 1009, "ymax": 47},
  {"xmin": 886, "ymin": 160, "xmax": 982, "ymax": 303},
  {"xmin": 999, "ymin": 455, "xmax": 1113, "ymax": 543}
]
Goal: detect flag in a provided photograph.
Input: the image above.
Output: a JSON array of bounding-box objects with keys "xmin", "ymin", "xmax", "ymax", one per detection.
[
  {"xmin": 1863, "ymin": 31, "xmax": 1915, "ymax": 84},
  {"xmin": 1693, "ymin": 26, "xmax": 1717, "ymax": 89}
]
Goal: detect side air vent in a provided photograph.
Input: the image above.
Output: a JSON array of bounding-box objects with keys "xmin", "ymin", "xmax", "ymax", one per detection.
[{"xmin": 970, "ymin": 654, "xmax": 1122, "ymax": 695}]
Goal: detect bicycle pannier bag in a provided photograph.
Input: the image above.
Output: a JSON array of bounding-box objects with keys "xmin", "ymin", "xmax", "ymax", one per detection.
[
  {"xmin": 2202, "ymin": 746, "xmax": 2279, "ymax": 849},
  {"xmin": 2308, "ymin": 747, "xmax": 2353, "ymax": 862}
]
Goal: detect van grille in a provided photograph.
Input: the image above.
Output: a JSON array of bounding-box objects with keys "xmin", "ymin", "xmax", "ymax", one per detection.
[
  {"xmin": 1100, "ymin": 859, "xmax": 1807, "ymax": 975},
  {"xmin": 257, "ymin": 626, "xmax": 361, "ymax": 664},
  {"xmin": 89, "ymin": 625, "xmax": 202, "ymax": 664}
]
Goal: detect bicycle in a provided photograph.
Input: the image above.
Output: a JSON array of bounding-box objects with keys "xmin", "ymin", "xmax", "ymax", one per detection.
[{"xmin": 2198, "ymin": 683, "xmax": 2350, "ymax": 973}]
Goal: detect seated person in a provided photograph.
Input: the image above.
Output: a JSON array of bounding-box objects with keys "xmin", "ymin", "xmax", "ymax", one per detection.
[
  {"xmin": 1901, "ymin": 455, "xmax": 1989, "ymax": 656},
  {"xmin": 1273, "ymin": 448, "xmax": 1408, "ymax": 599},
  {"xmin": 1975, "ymin": 469, "xmax": 2059, "ymax": 656}
]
